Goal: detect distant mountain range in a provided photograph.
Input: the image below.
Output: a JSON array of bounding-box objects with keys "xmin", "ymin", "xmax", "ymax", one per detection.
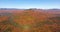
[
  {"xmin": 0, "ymin": 8, "xmax": 60, "ymax": 10},
  {"xmin": 0, "ymin": 8, "xmax": 20, "ymax": 10}
]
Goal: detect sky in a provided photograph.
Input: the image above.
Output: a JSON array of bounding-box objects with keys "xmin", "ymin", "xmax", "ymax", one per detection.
[{"xmin": 0, "ymin": 0, "xmax": 60, "ymax": 9}]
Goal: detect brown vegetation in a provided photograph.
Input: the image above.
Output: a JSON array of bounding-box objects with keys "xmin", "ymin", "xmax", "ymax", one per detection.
[{"xmin": 0, "ymin": 9, "xmax": 60, "ymax": 32}]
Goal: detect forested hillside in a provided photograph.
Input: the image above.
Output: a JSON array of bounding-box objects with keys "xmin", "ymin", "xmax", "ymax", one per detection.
[{"xmin": 0, "ymin": 9, "xmax": 60, "ymax": 32}]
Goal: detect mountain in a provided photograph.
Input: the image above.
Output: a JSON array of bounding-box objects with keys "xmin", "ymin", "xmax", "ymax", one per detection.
[
  {"xmin": 0, "ymin": 8, "xmax": 60, "ymax": 32},
  {"xmin": 0, "ymin": 8, "xmax": 19, "ymax": 10}
]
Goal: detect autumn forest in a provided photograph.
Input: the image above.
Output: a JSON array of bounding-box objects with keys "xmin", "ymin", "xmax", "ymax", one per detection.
[{"xmin": 0, "ymin": 9, "xmax": 60, "ymax": 32}]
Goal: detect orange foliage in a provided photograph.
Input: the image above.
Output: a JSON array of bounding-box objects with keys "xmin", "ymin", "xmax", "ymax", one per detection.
[{"xmin": 0, "ymin": 9, "xmax": 60, "ymax": 32}]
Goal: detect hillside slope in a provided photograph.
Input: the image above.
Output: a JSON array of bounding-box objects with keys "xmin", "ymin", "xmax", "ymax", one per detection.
[{"xmin": 0, "ymin": 9, "xmax": 60, "ymax": 32}]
